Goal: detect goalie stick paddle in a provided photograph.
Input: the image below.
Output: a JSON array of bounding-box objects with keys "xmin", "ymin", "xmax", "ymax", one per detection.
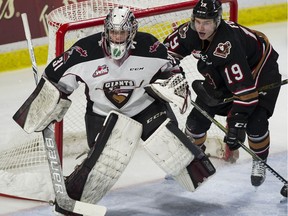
[
  {"xmin": 190, "ymin": 98, "xmax": 288, "ymax": 198},
  {"xmin": 192, "ymin": 79, "xmax": 288, "ymax": 107},
  {"xmin": 21, "ymin": 13, "xmax": 107, "ymax": 215}
]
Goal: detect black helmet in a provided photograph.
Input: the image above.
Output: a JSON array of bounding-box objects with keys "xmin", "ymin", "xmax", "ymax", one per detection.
[{"xmin": 191, "ymin": 0, "xmax": 222, "ymax": 29}]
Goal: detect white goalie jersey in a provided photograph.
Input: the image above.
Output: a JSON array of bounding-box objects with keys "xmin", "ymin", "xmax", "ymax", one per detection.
[{"xmin": 44, "ymin": 31, "xmax": 183, "ymax": 117}]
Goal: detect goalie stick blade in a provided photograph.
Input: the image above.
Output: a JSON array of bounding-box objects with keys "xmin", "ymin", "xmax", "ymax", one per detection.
[
  {"xmin": 73, "ymin": 201, "xmax": 107, "ymax": 216},
  {"xmin": 56, "ymin": 198, "xmax": 107, "ymax": 216}
]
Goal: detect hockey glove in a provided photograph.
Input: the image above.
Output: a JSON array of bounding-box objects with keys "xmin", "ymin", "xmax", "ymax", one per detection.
[
  {"xmin": 224, "ymin": 114, "xmax": 247, "ymax": 151},
  {"xmin": 145, "ymin": 74, "xmax": 190, "ymax": 113}
]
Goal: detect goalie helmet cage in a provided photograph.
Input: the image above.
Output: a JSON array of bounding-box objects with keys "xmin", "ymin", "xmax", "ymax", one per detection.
[{"xmin": 0, "ymin": 0, "xmax": 238, "ymax": 202}]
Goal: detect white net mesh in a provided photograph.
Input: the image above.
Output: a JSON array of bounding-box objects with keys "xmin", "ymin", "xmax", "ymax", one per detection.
[{"xmin": 0, "ymin": 0, "xmax": 237, "ymax": 201}]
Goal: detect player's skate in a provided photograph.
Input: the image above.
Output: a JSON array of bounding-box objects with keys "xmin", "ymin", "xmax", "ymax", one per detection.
[{"xmin": 251, "ymin": 159, "xmax": 266, "ymax": 187}]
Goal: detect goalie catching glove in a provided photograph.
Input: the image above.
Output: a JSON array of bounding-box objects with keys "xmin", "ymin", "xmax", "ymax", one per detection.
[
  {"xmin": 145, "ymin": 74, "xmax": 190, "ymax": 113},
  {"xmin": 13, "ymin": 77, "xmax": 71, "ymax": 133}
]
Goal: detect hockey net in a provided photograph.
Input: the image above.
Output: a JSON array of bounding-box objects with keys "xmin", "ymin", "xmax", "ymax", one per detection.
[{"xmin": 0, "ymin": 0, "xmax": 238, "ymax": 202}]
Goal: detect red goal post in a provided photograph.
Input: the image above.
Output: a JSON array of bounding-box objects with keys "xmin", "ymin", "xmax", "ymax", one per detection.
[{"xmin": 47, "ymin": 0, "xmax": 238, "ymax": 161}]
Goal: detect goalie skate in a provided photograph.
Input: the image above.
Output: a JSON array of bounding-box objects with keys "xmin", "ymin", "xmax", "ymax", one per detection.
[{"xmin": 205, "ymin": 137, "xmax": 239, "ymax": 163}]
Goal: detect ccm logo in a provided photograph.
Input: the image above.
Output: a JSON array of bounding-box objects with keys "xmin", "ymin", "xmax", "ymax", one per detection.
[
  {"xmin": 235, "ymin": 122, "xmax": 247, "ymax": 128},
  {"xmin": 130, "ymin": 67, "xmax": 144, "ymax": 71},
  {"xmin": 147, "ymin": 111, "xmax": 166, "ymax": 124}
]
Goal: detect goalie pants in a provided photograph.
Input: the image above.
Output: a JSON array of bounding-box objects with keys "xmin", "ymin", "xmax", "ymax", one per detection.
[{"xmin": 85, "ymin": 100, "xmax": 178, "ymax": 148}]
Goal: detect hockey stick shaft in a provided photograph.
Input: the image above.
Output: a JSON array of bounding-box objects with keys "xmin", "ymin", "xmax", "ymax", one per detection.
[
  {"xmin": 195, "ymin": 79, "xmax": 288, "ymax": 107},
  {"xmin": 223, "ymin": 79, "xmax": 288, "ymax": 103},
  {"xmin": 190, "ymin": 99, "xmax": 288, "ymax": 185},
  {"xmin": 21, "ymin": 13, "xmax": 106, "ymax": 215},
  {"xmin": 21, "ymin": 13, "xmax": 39, "ymax": 84}
]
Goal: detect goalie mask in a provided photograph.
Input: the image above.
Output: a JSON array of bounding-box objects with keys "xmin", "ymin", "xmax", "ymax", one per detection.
[
  {"xmin": 103, "ymin": 6, "xmax": 138, "ymax": 60},
  {"xmin": 190, "ymin": 0, "xmax": 222, "ymax": 30}
]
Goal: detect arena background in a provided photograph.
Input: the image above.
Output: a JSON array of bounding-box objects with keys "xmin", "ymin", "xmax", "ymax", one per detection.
[{"xmin": 0, "ymin": 0, "xmax": 287, "ymax": 73}]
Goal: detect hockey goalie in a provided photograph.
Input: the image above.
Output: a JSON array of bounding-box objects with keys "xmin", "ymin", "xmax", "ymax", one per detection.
[{"xmin": 13, "ymin": 6, "xmax": 216, "ymax": 215}]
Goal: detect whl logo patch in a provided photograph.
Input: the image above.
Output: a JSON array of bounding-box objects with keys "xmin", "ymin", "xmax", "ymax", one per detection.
[{"xmin": 93, "ymin": 65, "xmax": 109, "ymax": 77}]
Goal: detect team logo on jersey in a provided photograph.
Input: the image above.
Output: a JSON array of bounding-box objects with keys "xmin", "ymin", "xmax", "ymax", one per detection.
[
  {"xmin": 63, "ymin": 46, "xmax": 88, "ymax": 63},
  {"xmin": 213, "ymin": 41, "xmax": 231, "ymax": 58},
  {"xmin": 103, "ymin": 80, "xmax": 135, "ymax": 108},
  {"xmin": 149, "ymin": 41, "xmax": 160, "ymax": 53},
  {"xmin": 93, "ymin": 65, "xmax": 109, "ymax": 77}
]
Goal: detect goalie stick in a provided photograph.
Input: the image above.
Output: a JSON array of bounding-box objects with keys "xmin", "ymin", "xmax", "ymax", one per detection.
[
  {"xmin": 192, "ymin": 79, "xmax": 288, "ymax": 107},
  {"xmin": 190, "ymin": 98, "xmax": 288, "ymax": 198},
  {"xmin": 21, "ymin": 13, "xmax": 107, "ymax": 215}
]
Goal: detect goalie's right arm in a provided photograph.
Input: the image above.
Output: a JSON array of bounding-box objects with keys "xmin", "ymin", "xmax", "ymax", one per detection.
[{"xmin": 13, "ymin": 77, "xmax": 72, "ymax": 133}]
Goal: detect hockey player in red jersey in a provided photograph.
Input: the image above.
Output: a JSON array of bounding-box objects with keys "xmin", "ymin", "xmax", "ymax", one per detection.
[
  {"xmin": 14, "ymin": 6, "xmax": 217, "ymax": 216},
  {"xmin": 163, "ymin": 0, "xmax": 281, "ymax": 187}
]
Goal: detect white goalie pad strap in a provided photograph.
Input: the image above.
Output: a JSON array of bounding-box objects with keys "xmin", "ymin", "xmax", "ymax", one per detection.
[
  {"xmin": 147, "ymin": 74, "xmax": 190, "ymax": 112},
  {"xmin": 80, "ymin": 111, "xmax": 143, "ymax": 204},
  {"xmin": 13, "ymin": 77, "xmax": 71, "ymax": 133},
  {"xmin": 142, "ymin": 118, "xmax": 194, "ymax": 176}
]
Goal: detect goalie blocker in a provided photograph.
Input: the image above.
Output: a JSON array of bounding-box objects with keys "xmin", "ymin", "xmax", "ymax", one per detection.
[{"xmin": 13, "ymin": 77, "xmax": 71, "ymax": 133}]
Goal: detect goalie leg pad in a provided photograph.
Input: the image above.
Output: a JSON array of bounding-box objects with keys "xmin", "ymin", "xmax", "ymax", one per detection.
[
  {"xmin": 80, "ymin": 111, "xmax": 142, "ymax": 204},
  {"xmin": 142, "ymin": 118, "xmax": 194, "ymax": 176},
  {"xmin": 55, "ymin": 111, "xmax": 120, "ymax": 215},
  {"xmin": 13, "ymin": 77, "xmax": 71, "ymax": 133},
  {"xmin": 165, "ymin": 122, "xmax": 216, "ymax": 191}
]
